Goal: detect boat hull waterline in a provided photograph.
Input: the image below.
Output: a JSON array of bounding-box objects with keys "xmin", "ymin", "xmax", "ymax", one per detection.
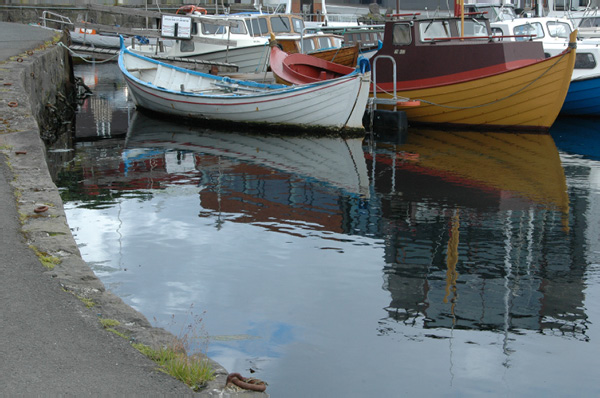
[
  {"xmin": 371, "ymin": 20, "xmax": 577, "ymax": 131},
  {"xmin": 119, "ymin": 44, "xmax": 371, "ymax": 133},
  {"xmin": 386, "ymin": 50, "xmax": 575, "ymax": 131}
]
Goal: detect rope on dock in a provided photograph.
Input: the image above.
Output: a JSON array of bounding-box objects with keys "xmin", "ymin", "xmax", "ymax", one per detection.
[{"xmin": 57, "ymin": 42, "xmax": 119, "ymax": 64}]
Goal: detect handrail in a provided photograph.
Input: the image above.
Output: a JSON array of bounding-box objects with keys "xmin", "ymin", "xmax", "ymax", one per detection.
[
  {"xmin": 371, "ymin": 55, "xmax": 397, "ymax": 110},
  {"xmin": 423, "ymin": 33, "xmax": 536, "ymax": 42},
  {"xmin": 385, "ymin": 12, "xmax": 421, "ymax": 18}
]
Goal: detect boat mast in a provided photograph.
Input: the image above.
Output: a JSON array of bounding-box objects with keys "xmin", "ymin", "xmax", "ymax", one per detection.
[{"xmin": 454, "ymin": 0, "xmax": 465, "ymax": 37}]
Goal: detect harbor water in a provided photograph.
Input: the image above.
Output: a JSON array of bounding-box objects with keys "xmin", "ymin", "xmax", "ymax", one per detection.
[{"xmin": 46, "ymin": 62, "xmax": 600, "ymax": 397}]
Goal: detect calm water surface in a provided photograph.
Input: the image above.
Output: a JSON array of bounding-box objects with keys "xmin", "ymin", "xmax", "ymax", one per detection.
[{"xmin": 47, "ymin": 62, "xmax": 600, "ymax": 397}]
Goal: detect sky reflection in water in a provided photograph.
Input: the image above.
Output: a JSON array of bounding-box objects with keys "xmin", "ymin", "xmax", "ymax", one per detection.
[{"xmin": 49, "ymin": 63, "xmax": 600, "ymax": 398}]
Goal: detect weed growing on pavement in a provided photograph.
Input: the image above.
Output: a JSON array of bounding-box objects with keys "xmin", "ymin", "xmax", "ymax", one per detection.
[
  {"xmin": 98, "ymin": 318, "xmax": 127, "ymax": 337},
  {"xmin": 29, "ymin": 245, "xmax": 60, "ymax": 270},
  {"xmin": 76, "ymin": 294, "xmax": 95, "ymax": 308},
  {"xmin": 99, "ymin": 318, "xmax": 120, "ymax": 328},
  {"xmin": 132, "ymin": 306, "xmax": 214, "ymax": 391},
  {"xmin": 132, "ymin": 343, "xmax": 214, "ymax": 391}
]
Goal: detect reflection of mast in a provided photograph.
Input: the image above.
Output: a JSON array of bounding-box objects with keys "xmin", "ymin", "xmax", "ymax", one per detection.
[
  {"xmin": 502, "ymin": 210, "xmax": 514, "ymax": 367},
  {"xmin": 445, "ymin": 209, "xmax": 460, "ymax": 386},
  {"xmin": 90, "ymin": 97, "xmax": 113, "ymax": 138},
  {"xmin": 444, "ymin": 210, "xmax": 460, "ymax": 314},
  {"xmin": 215, "ymin": 156, "xmax": 224, "ymax": 231}
]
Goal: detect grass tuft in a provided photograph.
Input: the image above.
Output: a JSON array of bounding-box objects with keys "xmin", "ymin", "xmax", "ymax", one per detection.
[
  {"xmin": 29, "ymin": 245, "xmax": 60, "ymax": 270},
  {"xmin": 99, "ymin": 318, "xmax": 120, "ymax": 328},
  {"xmin": 132, "ymin": 343, "xmax": 214, "ymax": 390}
]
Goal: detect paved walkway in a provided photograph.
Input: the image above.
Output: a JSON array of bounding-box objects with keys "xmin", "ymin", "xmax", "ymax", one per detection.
[{"xmin": 0, "ymin": 22, "xmax": 264, "ymax": 396}]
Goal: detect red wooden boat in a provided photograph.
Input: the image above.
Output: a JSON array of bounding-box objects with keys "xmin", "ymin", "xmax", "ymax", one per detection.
[{"xmin": 269, "ymin": 44, "xmax": 358, "ymax": 85}]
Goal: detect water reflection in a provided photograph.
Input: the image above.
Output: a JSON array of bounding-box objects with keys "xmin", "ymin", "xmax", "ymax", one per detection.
[
  {"xmin": 367, "ymin": 129, "xmax": 585, "ymax": 340},
  {"xmin": 51, "ymin": 106, "xmax": 599, "ymax": 397},
  {"xmin": 551, "ymin": 117, "xmax": 600, "ymax": 161},
  {"xmin": 76, "ymin": 62, "xmax": 130, "ymax": 140}
]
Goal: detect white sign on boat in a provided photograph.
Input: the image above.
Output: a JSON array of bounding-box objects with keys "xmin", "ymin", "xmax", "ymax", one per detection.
[{"xmin": 161, "ymin": 15, "xmax": 192, "ymax": 39}]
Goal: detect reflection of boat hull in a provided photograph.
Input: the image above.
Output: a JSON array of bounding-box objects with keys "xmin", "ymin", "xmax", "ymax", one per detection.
[
  {"xmin": 397, "ymin": 129, "xmax": 569, "ymax": 214},
  {"xmin": 551, "ymin": 117, "xmax": 600, "ymax": 159},
  {"xmin": 125, "ymin": 111, "xmax": 370, "ymax": 197}
]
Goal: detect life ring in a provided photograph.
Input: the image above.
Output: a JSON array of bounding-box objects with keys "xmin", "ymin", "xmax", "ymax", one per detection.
[
  {"xmin": 78, "ymin": 28, "xmax": 97, "ymax": 35},
  {"xmin": 176, "ymin": 5, "xmax": 207, "ymax": 15}
]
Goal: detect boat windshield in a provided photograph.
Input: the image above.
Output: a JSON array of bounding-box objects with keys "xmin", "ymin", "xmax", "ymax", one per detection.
[
  {"xmin": 420, "ymin": 20, "xmax": 451, "ymax": 41},
  {"xmin": 246, "ymin": 17, "xmax": 270, "ymax": 36},
  {"xmin": 458, "ymin": 19, "xmax": 489, "ymax": 37},
  {"xmin": 475, "ymin": 5, "xmax": 517, "ymax": 22},
  {"xmin": 547, "ymin": 21, "xmax": 571, "ymax": 38},
  {"xmin": 271, "ymin": 15, "xmax": 292, "ymax": 33},
  {"xmin": 201, "ymin": 20, "xmax": 247, "ymax": 35},
  {"xmin": 578, "ymin": 17, "xmax": 600, "ymax": 28},
  {"xmin": 514, "ymin": 22, "xmax": 543, "ymax": 41}
]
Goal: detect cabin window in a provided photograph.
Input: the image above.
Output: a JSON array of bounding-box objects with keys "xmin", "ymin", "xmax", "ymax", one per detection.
[
  {"xmin": 578, "ymin": 17, "xmax": 600, "ymax": 28},
  {"xmin": 271, "ymin": 16, "xmax": 292, "ymax": 33},
  {"xmin": 491, "ymin": 27, "xmax": 504, "ymax": 41},
  {"xmin": 301, "ymin": 38, "xmax": 315, "ymax": 52},
  {"xmin": 458, "ymin": 20, "xmax": 489, "ymax": 38},
  {"xmin": 420, "ymin": 21, "xmax": 451, "ymax": 41},
  {"xmin": 230, "ymin": 20, "xmax": 247, "ymax": 35},
  {"xmin": 514, "ymin": 22, "xmax": 543, "ymax": 41},
  {"xmin": 575, "ymin": 52, "xmax": 597, "ymax": 69},
  {"xmin": 180, "ymin": 39, "xmax": 194, "ymax": 52},
  {"xmin": 292, "ymin": 17, "xmax": 305, "ymax": 33},
  {"xmin": 202, "ymin": 23, "xmax": 226, "ymax": 35},
  {"xmin": 318, "ymin": 37, "xmax": 331, "ymax": 49},
  {"xmin": 547, "ymin": 21, "xmax": 571, "ymax": 38},
  {"xmin": 191, "ymin": 22, "xmax": 198, "ymax": 35},
  {"xmin": 392, "ymin": 24, "xmax": 411, "ymax": 45},
  {"xmin": 247, "ymin": 17, "xmax": 269, "ymax": 36}
]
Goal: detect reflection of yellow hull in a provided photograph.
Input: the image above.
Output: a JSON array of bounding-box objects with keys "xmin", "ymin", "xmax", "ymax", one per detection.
[
  {"xmin": 377, "ymin": 36, "xmax": 576, "ymax": 131},
  {"xmin": 400, "ymin": 130, "xmax": 569, "ymax": 221}
]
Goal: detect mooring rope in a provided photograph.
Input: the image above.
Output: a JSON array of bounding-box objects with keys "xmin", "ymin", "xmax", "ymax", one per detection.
[{"xmin": 57, "ymin": 41, "xmax": 119, "ymax": 64}]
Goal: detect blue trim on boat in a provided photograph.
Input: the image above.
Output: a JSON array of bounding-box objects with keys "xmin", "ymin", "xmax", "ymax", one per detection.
[
  {"xmin": 118, "ymin": 36, "xmax": 361, "ymax": 100},
  {"xmin": 560, "ymin": 75, "xmax": 600, "ymax": 116}
]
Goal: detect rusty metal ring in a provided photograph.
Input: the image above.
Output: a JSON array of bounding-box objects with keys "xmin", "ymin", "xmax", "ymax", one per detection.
[
  {"xmin": 17, "ymin": 57, "xmax": 23, "ymax": 62},
  {"xmin": 226, "ymin": 373, "xmax": 266, "ymax": 392},
  {"xmin": 7, "ymin": 101, "xmax": 18, "ymax": 107},
  {"xmin": 34, "ymin": 205, "xmax": 49, "ymax": 213},
  {"xmin": 27, "ymin": 50, "xmax": 34, "ymax": 56}
]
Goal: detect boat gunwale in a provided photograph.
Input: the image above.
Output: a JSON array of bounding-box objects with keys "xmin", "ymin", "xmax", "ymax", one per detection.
[{"xmin": 119, "ymin": 42, "xmax": 362, "ymax": 101}]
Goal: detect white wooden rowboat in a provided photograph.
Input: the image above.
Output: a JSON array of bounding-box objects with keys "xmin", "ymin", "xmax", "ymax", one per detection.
[{"xmin": 118, "ymin": 39, "xmax": 371, "ymax": 133}]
